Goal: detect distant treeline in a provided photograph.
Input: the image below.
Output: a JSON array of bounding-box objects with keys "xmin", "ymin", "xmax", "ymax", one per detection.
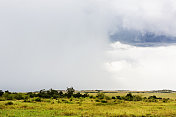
[
  {"xmin": 0, "ymin": 87, "xmax": 89, "ymax": 100},
  {"xmin": 0, "ymin": 87, "xmax": 171, "ymax": 103}
]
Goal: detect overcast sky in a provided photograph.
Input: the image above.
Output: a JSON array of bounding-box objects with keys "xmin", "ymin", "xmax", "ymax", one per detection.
[{"xmin": 1, "ymin": 0, "xmax": 176, "ymax": 91}]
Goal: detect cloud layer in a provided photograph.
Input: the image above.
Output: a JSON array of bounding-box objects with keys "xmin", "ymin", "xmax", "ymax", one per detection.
[
  {"xmin": 106, "ymin": 42, "xmax": 176, "ymax": 90},
  {"xmin": 0, "ymin": 0, "xmax": 176, "ymax": 91}
]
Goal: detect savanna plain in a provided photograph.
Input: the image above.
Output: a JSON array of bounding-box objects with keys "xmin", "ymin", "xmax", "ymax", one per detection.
[{"xmin": 0, "ymin": 88, "xmax": 176, "ymax": 117}]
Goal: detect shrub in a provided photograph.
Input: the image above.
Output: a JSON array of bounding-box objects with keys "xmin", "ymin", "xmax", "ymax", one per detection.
[
  {"xmin": 116, "ymin": 96, "xmax": 122, "ymax": 100},
  {"xmin": 3, "ymin": 94, "xmax": 14, "ymax": 100},
  {"xmin": 163, "ymin": 98, "xmax": 169, "ymax": 103},
  {"xmin": 95, "ymin": 99, "xmax": 100, "ymax": 102},
  {"xmin": 23, "ymin": 99, "xmax": 30, "ymax": 102},
  {"xmin": 5, "ymin": 90, "xmax": 11, "ymax": 94},
  {"xmin": 58, "ymin": 91, "xmax": 63, "ymax": 97},
  {"xmin": 0, "ymin": 97, "xmax": 5, "ymax": 101},
  {"xmin": 83, "ymin": 93, "xmax": 89, "ymax": 98},
  {"xmin": 34, "ymin": 97, "xmax": 41, "ymax": 102},
  {"xmin": 96, "ymin": 93, "xmax": 105, "ymax": 99},
  {"xmin": 14, "ymin": 93, "xmax": 24, "ymax": 100},
  {"xmin": 101, "ymin": 100, "xmax": 107, "ymax": 103},
  {"xmin": 105, "ymin": 96, "xmax": 111, "ymax": 100},
  {"xmin": 125, "ymin": 93, "xmax": 133, "ymax": 101},
  {"xmin": 133, "ymin": 95, "xmax": 142, "ymax": 101},
  {"xmin": 73, "ymin": 92, "xmax": 82, "ymax": 98},
  {"xmin": 58, "ymin": 100, "xmax": 61, "ymax": 103},
  {"xmin": 0, "ymin": 90, "xmax": 4, "ymax": 96},
  {"xmin": 148, "ymin": 95, "xmax": 157, "ymax": 99},
  {"xmin": 89, "ymin": 95, "xmax": 96, "ymax": 99},
  {"xmin": 66, "ymin": 87, "xmax": 75, "ymax": 98},
  {"xmin": 27, "ymin": 92, "xmax": 35, "ymax": 98},
  {"xmin": 5, "ymin": 101, "xmax": 13, "ymax": 105}
]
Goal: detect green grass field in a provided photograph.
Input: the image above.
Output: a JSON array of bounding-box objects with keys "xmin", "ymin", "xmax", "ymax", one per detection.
[
  {"xmin": 91, "ymin": 92, "xmax": 176, "ymax": 99},
  {"xmin": 1, "ymin": 93, "xmax": 176, "ymax": 117}
]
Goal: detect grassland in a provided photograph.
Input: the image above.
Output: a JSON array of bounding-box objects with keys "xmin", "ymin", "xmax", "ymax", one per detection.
[
  {"xmin": 90, "ymin": 92, "xmax": 176, "ymax": 99},
  {"xmin": 1, "ymin": 92, "xmax": 176, "ymax": 117}
]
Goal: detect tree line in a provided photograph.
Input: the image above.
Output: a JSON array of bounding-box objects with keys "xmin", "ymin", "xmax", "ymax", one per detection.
[
  {"xmin": 0, "ymin": 87, "xmax": 170, "ymax": 103},
  {"xmin": 0, "ymin": 87, "xmax": 89, "ymax": 100}
]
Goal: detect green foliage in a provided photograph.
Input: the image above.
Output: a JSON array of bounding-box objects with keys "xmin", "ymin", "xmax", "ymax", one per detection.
[
  {"xmin": 133, "ymin": 95, "xmax": 143, "ymax": 101},
  {"xmin": 73, "ymin": 92, "xmax": 82, "ymax": 98},
  {"xmin": 0, "ymin": 88, "xmax": 171, "ymax": 106},
  {"xmin": 34, "ymin": 97, "xmax": 41, "ymax": 102},
  {"xmin": 36, "ymin": 89, "xmax": 62, "ymax": 99},
  {"xmin": 0, "ymin": 92, "xmax": 176, "ymax": 117},
  {"xmin": 116, "ymin": 96, "xmax": 122, "ymax": 100},
  {"xmin": 124, "ymin": 93, "xmax": 134, "ymax": 101},
  {"xmin": 148, "ymin": 95, "xmax": 157, "ymax": 99},
  {"xmin": 73, "ymin": 92, "xmax": 89, "ymax": 98},
  {"xmin": 27, "ymin": 92, "xmax": 36, "ymax": 98},
  {"xmin": 95, "ymin": 99, "xmax": 100, "ymax": 102},
  {"xmin": 96, "ymin": 92, "xmax": 105, "ymax": 99},
  {"xmin": 105, "ymin": 96, "xmax": 111, "ymax": 100},
  {"xmin": 163, "ymin": 98, "xmax": 169, "ymax": 103},
  {"xmin": 14, "ymin": 93, "xmax": 24, "ymax": 100},
  {"xmin": 5, "ymin": 101, "xmax": 13, "ymax": 105},
  {"xmin": 5, "ymin": 90, "xmax": 11, "ymax": 94},
  {"xmin": 0, "ymin": 97, "xmax": 5, "ymax": 101},
  {"xmin": 66, "ymin": 87, "xmax": 75, "ymax": 98},
  {"xmin": 101, "ymin": 100, "xmax": 107, "ymax": 103},
  {"xmin": 0, "ymin": 90, "xmax": 4, "ymax": 96},
  {"xmin": 3, "ymin": 93, "xmax": 14, "ymax": 100},
  {"xmin": 58, "ymin": 91, "xmax": 63, "ymax": 97}
]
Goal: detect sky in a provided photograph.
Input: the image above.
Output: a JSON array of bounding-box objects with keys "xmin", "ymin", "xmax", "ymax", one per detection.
[{"xmin": 0, "ymin": 0, "xmax": 176, "ymax": 91}]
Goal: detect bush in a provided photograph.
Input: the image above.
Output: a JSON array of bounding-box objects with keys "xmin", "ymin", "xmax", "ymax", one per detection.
[
  {"xmin": 0, "ymin": 90, "xmax": 4, "ymax": 96},
  {"xmin": 133, "ymin": 95, "xmax": 142, "ymax": 101},
  {"xmin": 23, "ymin": 99, "xmax": 30, "ymax": 102},
  {"xmin": 83, "ymin": 93, "xmax": 89, "ymax": 98},
  {"xmin": 0, "ymin": 97, "xmax": 5, "ymax": 101},
  {"xmin": 125, "ymin": 93, "xmax": 133, "ymax": 101},
  {"xmin": 101, "ymin": 100, "xmax": 107, "ymax": 103},
  {"xmin": 34, "ymin": 97, "xmax": 41, "ymax": 102},
  {"xmin": 95, "ymin": 99, "xmax": 100, "ymax": 102},
  {"xmin": 96, "ymin": 93, "xmax": 105, "ymax": 99},
  {"xmin": 105, "ymin": 96, "xmax": 111, "ymax": 100},
  {"xmin": 116, "ymin": 96, "xmax": 122, "ymax": 100},
  {"xmin": 14, "ymin": 93, "xmax": 24, "ymax": 100},
  {"xmin": 66, "ymin": 87, "xmax": 75, "ymax": 98},
  {"xmin": 27, "ymin": 92, "xmax": 36, "ymax": 98},
  {"xmin": 163, "ymin": 98, "xmax": 169, "ymax": 103},
  {"xmin": 148, "ymin": 95, "xmax": 157, "ymax": 99},
  {"xmin": 3, "ymin": 94, "xmax": 14, "ymax": 100},
  {"xmin": 5, "ymin": 90, "xmax": 11, "ymax": 94},
  {"xmin": 73, "ymin": 92, "xmax": 82, "ymax": 98},
  {"xmin": 5, "ymin": 101, "xmax": 13, "ymax": 105}
]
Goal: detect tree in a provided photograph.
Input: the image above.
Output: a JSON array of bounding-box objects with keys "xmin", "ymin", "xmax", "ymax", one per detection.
[
  {"xmin": 58, "ymin": 91, "xmax": 63, "ymax": 97},
  {"xmin": 5, "ymin": 90, "xmax": 11, "ymax": 94},
  {"xmin": 0, "ymin": 90, "xmax": 3, "ymax": 96},
  {"xmin": 66, "ymin": 87, "xmax": 75, "ymax": 98}
]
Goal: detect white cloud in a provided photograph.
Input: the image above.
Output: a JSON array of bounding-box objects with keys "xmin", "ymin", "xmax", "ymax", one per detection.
[{"xmin": 106, "ymin": 42, "xmax": 176, "ymax": 90}]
